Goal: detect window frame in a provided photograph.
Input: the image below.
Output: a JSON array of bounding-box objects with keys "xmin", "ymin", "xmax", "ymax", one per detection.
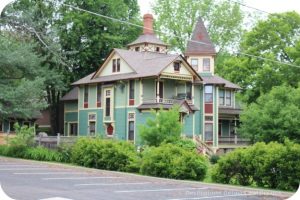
[
  {"xmin": 204, "ymin": 85, "xmax": 213, "ymax": 103},
  {"xmin": 191, "ymin": 58, "xmax": 198, "ymax": 71},
  {"xmin": 84, "ymin": 85, "xmax": 89, "ymax": 108},
  {"xmin": 219, "ymin": 89, "xmax": 225, "ymax": 106},
  {"xmin": 173, "ymin": 62, "xmax": 180, "ymax": 72},
  {"xmin": 116, "ymin": 58, "xmax": 120, "ymax": 72},
  {"xmin": 204, "ymin": 123, "xmax": 213, "ymax": 142},
  {"xmin": 97, "ymin": 84, "xmax": 101, "ymax": 107},
  {"xmin": 226, "ymin": 90, "xmax": 232, "ymax": 106},
  {"xmin": 203, "ymin": 58, "xmax": 210, "ymax": 72}
]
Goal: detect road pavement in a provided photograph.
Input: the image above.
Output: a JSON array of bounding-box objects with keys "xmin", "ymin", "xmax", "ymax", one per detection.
[{"xmin": 0, "ymin": 156, "xmax": 294, "ymax": 200}]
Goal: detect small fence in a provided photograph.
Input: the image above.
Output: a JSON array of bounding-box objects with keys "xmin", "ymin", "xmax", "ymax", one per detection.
[
  {"xmin": 34, "ymin": 134, "xmax": 93, "ymax": 149},
  {"xmin": 218, "ymin": 135, "xmax": 250, "ymax": 145}
]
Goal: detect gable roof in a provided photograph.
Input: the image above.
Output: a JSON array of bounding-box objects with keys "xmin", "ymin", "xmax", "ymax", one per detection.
[
  {"xmin": 185, "ymin": 17, "xmax": 216, "ymax": 56},
  {"xmin": 201, "ymin": 75, "xmax": 241, "ymax": 90},
  {"xmin": 72, "ymin": 49, "xmax": 202, "ymax": 85},
  {"xmin": 61, "ymin": 87, "xmax": 78, "ymax": 101},
  {"xmin": 128, "ymin": 34, "xmax": 167, "ymax": 46}
]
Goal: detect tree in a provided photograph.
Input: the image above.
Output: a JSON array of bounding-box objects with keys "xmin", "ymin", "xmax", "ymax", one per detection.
[
  {"xmin": 57, "ymin": 0, "xmax": 141, "ymax": 80},
  {"xmin": 139, "ymin": 107, "xmax": 182, "ymax": 146},
  {"xmin": 239, "ymin": 85, "xmax": 300, "ymax": 143},
  {"xmin": 0, "ymin": 33, "xmax": 47, "ymax": 119},
  {"xmin": 218, "ymin": 12, "xmax": 300, "ymax": 103},
  {"xmin": 152, "ymin": 0, "xmax": 244, "ymax": 52}
]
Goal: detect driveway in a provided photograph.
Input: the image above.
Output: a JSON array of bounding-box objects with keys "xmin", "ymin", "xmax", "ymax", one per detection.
[{"xmin": 0, "ymin": 156, "xmax": 293, "ymax": 200}]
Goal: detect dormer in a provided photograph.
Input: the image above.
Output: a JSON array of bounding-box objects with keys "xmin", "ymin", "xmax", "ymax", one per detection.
[
  {"xmin": 127, "ymin": 14, "xmax": 168, "ymax": 53},
  {"xmin": 184, "ymin": 17, "xmax": 216, "ymax": 75}
]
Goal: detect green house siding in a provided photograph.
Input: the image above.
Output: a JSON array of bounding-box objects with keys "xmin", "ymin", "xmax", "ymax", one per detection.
[
  {"xmin": 183, "ymin": 114, "xmax": 193, "ymax": 137},
  {"xmin": 194, "ymin": 111, "xmax": 201, "ymax": 136},
  {"xmin": 114, "ymin": 108, "xmax": 127, "ymax": 140},
  {"xmin": 199, "ymin": 85, "xmax": 204, "ymax": 138},
  {"xmin": 134, "ymin": 80, "xmax": 140, "ymax": 105},
  {"xmin": 213, "ymin": 86, "xmax": 218, "ymax": 147},
  {"xmin": 78, "ymin": 109, "xmax": 103, "ymax": 136},
  {"xmin": 65, "ymin": 101, "xmax": 78, "ymax": 111},
  {"xmin": 88, "ymin": 84, "xmax": 97, "ymax": 108},
  {"xmin": 78, "ymin": 86, "xmax": 84, "ymax": 109},
  {"xmin": 65, "ymin": 112, "xmax": 78, "ymax": 122},
  {"xmin": 115, "ymin": 82, "xmax": 127, "ymax": 107},
  {"xmin": 143, "ymin": 79, "xmax": 155, "ymax": 99}
]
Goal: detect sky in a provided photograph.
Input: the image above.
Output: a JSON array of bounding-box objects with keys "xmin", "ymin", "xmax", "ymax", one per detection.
[{"xmin": 1, "ymin": 0, "xmax": 300, "ymax": 15}]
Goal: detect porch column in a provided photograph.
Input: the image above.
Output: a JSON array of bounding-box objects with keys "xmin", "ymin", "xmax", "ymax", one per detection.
[{"xmin": 156, "ymin": 79, "xmax": 160, "ymax": 103}]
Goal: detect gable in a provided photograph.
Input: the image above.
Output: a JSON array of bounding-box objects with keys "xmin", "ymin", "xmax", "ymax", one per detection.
[
  {"xmin": 160, "ymin": 56, "xmax": 201, "ymax": 81},
  {"xmin": 94, "ymin": 51, "xmax": 135, "ymax": 78}
]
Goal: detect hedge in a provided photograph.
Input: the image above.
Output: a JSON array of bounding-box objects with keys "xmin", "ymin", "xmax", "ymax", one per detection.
[
  {"xmin": 212, "ymin": 141, "xmax": 300, "ymax": 191},
  {"xmin": 140, "ymin": 144, "xmax": 208, "ymax": 180}
]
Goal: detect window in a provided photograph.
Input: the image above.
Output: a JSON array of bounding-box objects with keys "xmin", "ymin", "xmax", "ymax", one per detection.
[
  {"xmin": 69, "ymin": 123, "xmax": 78, "ymax": 136},
  {"xmin": 97, "ymin": 84, "xmax": 101, "ymax": 107},
  {"xmin": 219, "ymin": 89, "xmax": 225, "ymax": 106},
  {"xmin": 117, "ymin": 58, "xmax": 120, "ymax": 72},
  {"xmin": 203, "ymin": 58, "xmax": 210, "ymax": 72},
  {"xmin": 128, "ymin": 113, "xmax": 135, "ymax": 141},
  {"xmin": 205, "ymin": 123, "xmax": 213, "ymax": 142},
  {"xmin": 186, "ymin": 82, "xmax": 192, "ymax": 100},
  {"xmin": 173, "ymin": 62, "xmax": 180, "ymax": 72},
  {"xmin": 84, "ymin": 85, "xmax": 88, "ymax": 108},
  {"xmin": 88, "ymin": 114, "xmax": 96, "ymax": 136},
  {"xmin": 112, "ymin": 58, "xmax": 120, "ymax": 72},
  {"xmin": 135, "ymin": 47, "xmax": 140, "ymax": 52},
  {"xmin": 89, "ymin": 121, "xmax": 96, "ymax": 136},
  {"xmin": 129, "ymin": 80, "xmax": 135, "ymax": 105},
  {"xmin": 105, "ymin": 97, "xmax": 111, "ymax": 117},
  {"xmin": 128, "ymin": 121, "xmax": 135, "ymax": 141},
  {"xmin": 226, "ymin": 90, "xmax": 232, "ymax": 106},
  {"xmin": 205, "ymin": 85, "xmax": 213, "ymax": 103},
  {"xmin": 191, "ymin": 58, "xmax": 198, "ymax": 71},
  {"xmin": 112, "ymin": 59, "xmax": 116, "ymax": 72},
  {"xmin": 156, "ymin": 47, "xmax": 160, "ymax": 52},
  {"xmin": 205, "ymin": 116, "xmax": 213, "ymax": 121}
]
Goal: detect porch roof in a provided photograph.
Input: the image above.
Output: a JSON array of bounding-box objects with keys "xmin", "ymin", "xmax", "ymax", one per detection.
[
  {"xmin": 137, "ymin": 100, "xmax": 199, "ymax": 112},
  {"xmin": 219, "ymin": 107, "xmax": 242, "ymax": 115},
  {"xmin": 202, "ymin": 75, "xmax": 241, "ymax": 90}
]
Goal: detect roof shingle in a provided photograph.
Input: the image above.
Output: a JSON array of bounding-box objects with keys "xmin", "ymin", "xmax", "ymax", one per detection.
[{"xmin": 185, "ymin": 17, "xmax": 216, "ymax": 55}]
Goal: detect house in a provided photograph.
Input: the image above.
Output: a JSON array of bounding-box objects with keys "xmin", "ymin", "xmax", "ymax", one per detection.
[{"xmin": 61, "ymin": 14, "xmax": 245, "ymax": 152}]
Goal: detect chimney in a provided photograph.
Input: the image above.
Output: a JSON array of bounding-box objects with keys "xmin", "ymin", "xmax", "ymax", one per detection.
[{"xmin": 143, "ymin": 13, "xmax": 154, "ymax": 34}]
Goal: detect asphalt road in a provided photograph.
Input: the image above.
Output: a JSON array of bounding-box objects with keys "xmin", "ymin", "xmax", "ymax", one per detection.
[{"xmin": 0, "ymin": 156, "xmax": 293, "ymax": 200}]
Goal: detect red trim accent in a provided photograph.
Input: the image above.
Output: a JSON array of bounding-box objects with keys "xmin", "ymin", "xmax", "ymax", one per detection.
[
  {"xmin": 107, "ymin": 124, "xmax": 114, "ymax": 135},
  {"xmin": 129, "ymin": 99, "xmax": 135, "ymax": 106},
  {"xmin": 205, "ymin": 104, "xmax": 213, "ymax": 113},
  {"xmin": 84, "ymin": 102, "xmax": 88, "ymax": 108},
  {"xmin": 97, "ymin": 102, "xmax": 101, "ymax": 107}
]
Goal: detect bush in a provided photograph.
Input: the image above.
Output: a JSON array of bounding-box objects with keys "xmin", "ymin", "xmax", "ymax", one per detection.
[
  {"xmin": 23, "ymin": 147, "xmax": 63, "ymax": 162},
  {"xmin": 173, "ymin": 139, "xmax": 196, "ymax": 151},
  {"xmin": 139, "ymin": 107, "xmax": 182, "ymax": 146},
  {"xmin": 140, "ymin": 144, "xmax": 208, "ymax": 181},
  {"xmin": 71, "ymin": 138, "xmax": 140, "ymax": 172},
  {"xmin": 211, "ymin": 141, "xmax": 300, "ymax": 191},
  {"xmin": 209, "ymin": 154, "xmax": 220, "ymax": 164},
  {"xmin": 57, "ymin": 144, "xmax": 73, "ymax": 163}
]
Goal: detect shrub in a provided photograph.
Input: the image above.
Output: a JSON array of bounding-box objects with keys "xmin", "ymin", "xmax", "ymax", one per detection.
[
  {"xmin": 139, "ymin": 106, "xmax": 182, "ymax": 146},
  {"xmin": 57, "ymin": 144, "xmax": 73, "ymax": 163},
  {"xmin": 140, "ymin": 144, "xmax": 208, "ymax": 181},
  {"xmin": 23, "ymin": 147, "xmax": 63, "ymax": 162},
  {"xmin": 71, "ymin": 138, "xmax": 140, "ymax": 172},
  {"xmin": 173, "ymin": 139, "xmax": 196, "ymax": 151},
  {"xmin": 209, "ymin": 154, "xmax": 220, "ymax": 164},
  {"xmin": 211, "ymin": 141, "xmax": 300, "ymax": 191}
]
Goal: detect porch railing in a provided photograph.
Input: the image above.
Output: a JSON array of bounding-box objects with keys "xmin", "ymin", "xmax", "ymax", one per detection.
[
  {"xmin": 219, "ymin": 135, "xmax": 250, "ymax": 145},
  {"xmin": 143, "ymin": 98, "xmax": 193, "ymax": 105}
]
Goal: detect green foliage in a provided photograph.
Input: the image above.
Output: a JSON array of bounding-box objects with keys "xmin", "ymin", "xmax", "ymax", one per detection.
[
  {"xmin": 173, "ymin": 138, "xmax": 196, "ymax": 151},
  {"xmin": 218, "ymin": 12, "xmax": 300, "ymax": 104},
  {"xmin": 212, "ymin": 141, "xmax": 300, "ymax": 191},
  {"xmin": 57, "ymin": 0, "xmax": 141, "ymax": 79},
  {"xmin": 8, "ymin": 123, "xmax": 35, "ymax": 147},
  {"xmin": 57, "ymin": 144, "xmax": 73, "ymax": 163},
  {"xmin": 23, "ymin": 146, "xmax": 63, "ymax": 162},
  {"xmin": 71, "ymin": 138, "xmax": 140, "ymax": 172},
  {"xmin": 240, "ymin": 85, "xmax": 300, "ymax": 143},
  {"xmin": 139, "ymin": 107, "xmax": 182, "ymax": 146},
  {"xmin": 152, "ymin": 0, "xmax": 244, "ymax": 52},
  {"xmin": 140, "ymin": 144, "xmax": 208, "ymax": 181},
  {"xmin": 0, "ymin": 34, "xmax": 47, "ymax": 119},
  {"xmin": 209, "ymin": 154, "xmax": 220, "ymax": 164}
]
